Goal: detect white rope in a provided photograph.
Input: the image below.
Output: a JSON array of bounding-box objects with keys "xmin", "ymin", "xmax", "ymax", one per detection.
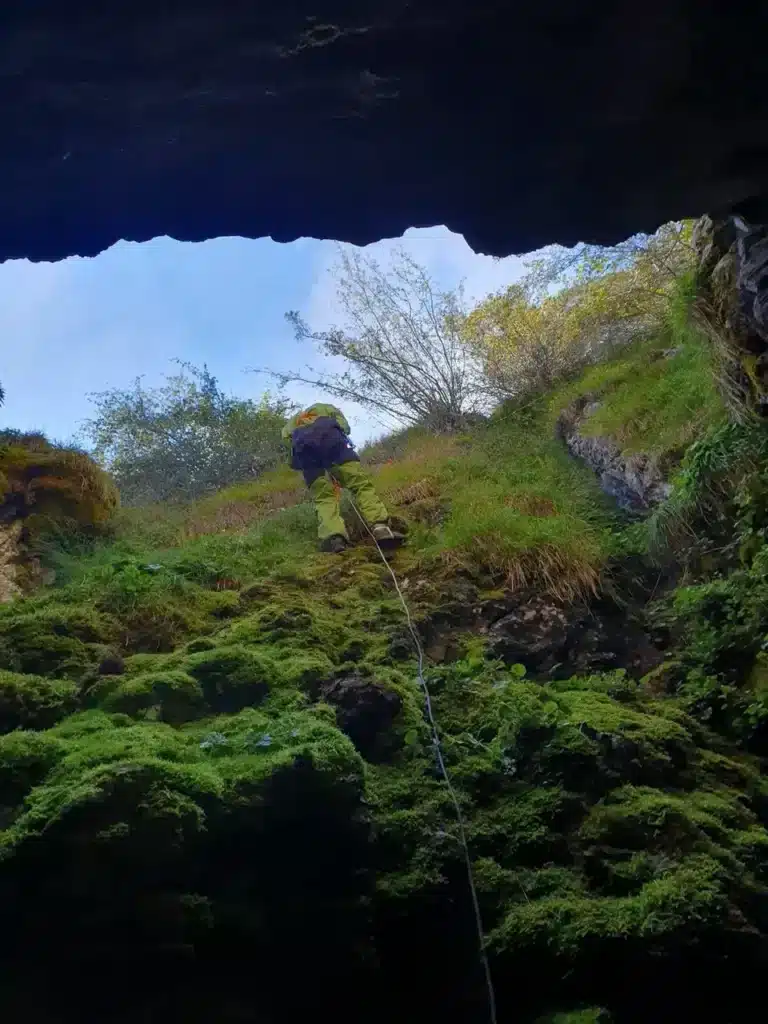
[{"xmin": 346, "ymin": 498, "xmax": 498, "ymax": 1024}]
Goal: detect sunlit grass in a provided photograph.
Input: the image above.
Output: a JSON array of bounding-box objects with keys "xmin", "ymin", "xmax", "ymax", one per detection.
[{"xmin": 547, "ymin": 328, "xmax": 724, "ymax": 463}]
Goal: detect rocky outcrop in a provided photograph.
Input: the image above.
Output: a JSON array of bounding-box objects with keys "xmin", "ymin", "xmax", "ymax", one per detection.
[
  {"xmin": 413, "ymin": 575, "xmax": 664, "ymax": 680},
  {"xmin": 693, "ymin": 213, "xmax": 768, "ymax": 417},
  {"xmin": 1, "ymin": 4, "xmax": 768, "ymax": 261},
  {"xmin": 321, "ymin": 672, "xmax": 403, "ymax": 761},
  {"xmin": 485, "ymin": 589, "xmax": 664, "ymax": 680},
  {"xmin": 0, "ymin": 523, "xmax": 22, "ymax": 603},
  {"xmin": 557, "ymin": 396, "xmax": 670, "ymax": 510}
]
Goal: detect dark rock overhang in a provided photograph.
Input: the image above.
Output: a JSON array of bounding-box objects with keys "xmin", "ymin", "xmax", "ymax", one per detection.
[{"xmin": 2, "ymin": 1, "xmax": 768, "ymax": 262}]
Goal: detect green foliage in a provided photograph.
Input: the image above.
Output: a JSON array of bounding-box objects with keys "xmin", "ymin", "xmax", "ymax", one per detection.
[
  {"xmin": 83, "ymin": 362, "xmax": 292, "ymax": 504},
  {"xmin": 463, "ymin": 222, "xmax": 695, "ymax": 401},
  {"xmin": 3, "ymin": 302, "xmax": 768, "ymax": 1021},
  {"xmin": 0, "ymin": 670, "xmax": 78, "ymax": 733},
  {"xmin": 647, "ymin": 419, "xmax": 768, "ymax": 562},
  {"xmin": 649, "ymin": 545, "xmax": 768, "ymax": 744}
]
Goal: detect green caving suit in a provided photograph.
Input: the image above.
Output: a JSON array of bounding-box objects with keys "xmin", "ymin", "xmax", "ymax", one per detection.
[{"xmin": 282, "ymin": 403, "xmax": 389, "ymax": 543}]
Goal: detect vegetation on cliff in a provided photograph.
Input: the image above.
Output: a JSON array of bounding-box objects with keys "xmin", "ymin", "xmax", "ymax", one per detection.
[{"xmin": 2, "ymin": 232, "xmax": 768, "ymax": 1023}]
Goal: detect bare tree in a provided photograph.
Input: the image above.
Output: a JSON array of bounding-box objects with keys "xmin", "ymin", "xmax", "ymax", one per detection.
[{"xmin": 267, "ymin": 247, "xmax": 488, "ymax": 430}]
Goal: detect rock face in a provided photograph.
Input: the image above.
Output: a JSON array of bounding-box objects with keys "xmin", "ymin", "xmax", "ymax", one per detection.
[
  {"xmin": 321, "ymin": 672, "xmax": 402, "ymax": 761},
  {"xmin": 0, "ymin": 523, "xmax": 22, "ymax": 603},
  {"xmin": 557, "ymin": 396, "xmax": 671, "ymax": 510},
  {"xmin": 415, "ymin": 576, "xmax": 665, "ymax": 680},
  {"xmin": 694, "ymin": 213, "xmax": 768, "ymax": 416},
  {"xmin": 1, "ymin": 3, "xmax": 768, "ymax": 262},
  {"xmin": 486, "ymin": 588, "xmax": 664, "ymax": 680}
]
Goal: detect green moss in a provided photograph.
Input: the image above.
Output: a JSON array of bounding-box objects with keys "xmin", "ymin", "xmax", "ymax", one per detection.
[
  {"xmin": 493, "ymin": 854, "xmax": 728, "ymax": 956},
  {"xmin": 2, "ymin": 316, "xmax": 768, "ymax": 1021},
  {"xmin": 277, "ymin": 651, "xmax": 335, "ymax": 690},
  {"xmin": 580, "ymin": 784, "xmax": 753, "ymax": 852},
  {"xmin": 122, "ymin": 651, "xmax": 178, "ymax": 676},
  {"xmin": 0, "ymin": 605, "xmax": 112, "ymax": 678},
  {"xmin": 0, "ymin": 670, "xmax": 78, "ymax": 733},
  {"xmin": 49, "ymin": 709, "xmax": 127, "ymax": 738},
  {"xmin": 0, "ymin": 704, "xmax": 370, "ymax": 1023},
  {"xmin": 0, "ymin": 730, "xmax": 64, "ymax": 812},
  {"xmin": 536, "ymin": 1011, "xmax": 611, "ymax": 1024},
  {"xmin": 101, "ymin": 670, "xmax": 205, "ymax": 724},
  {"xmin": 184, "ymin": 645, "xmax": 278, "ymax": 712}
]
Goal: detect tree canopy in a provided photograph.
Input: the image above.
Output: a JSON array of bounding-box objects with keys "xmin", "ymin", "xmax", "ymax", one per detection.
[
  {"xmin": 83, "ymin": 364, "xmax": 291, "ymax": 505},
  {"xmin": 462, "ymin": 221, "xmax": 695, "ymax": 400}
]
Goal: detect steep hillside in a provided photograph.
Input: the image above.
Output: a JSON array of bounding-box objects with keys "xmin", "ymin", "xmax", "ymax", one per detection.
[{"xmin": 2, "ymin": 327, "xmax": 768, "ymax": 1023}]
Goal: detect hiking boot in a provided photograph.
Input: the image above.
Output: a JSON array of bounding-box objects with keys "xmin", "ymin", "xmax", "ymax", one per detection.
[
  {"xmin": 371, "ymin": 522, "xmax": 403, "ymax": 548},
  {"xmin": 324, "ymin": 534, "xmax": 348, "ymax": 554}
]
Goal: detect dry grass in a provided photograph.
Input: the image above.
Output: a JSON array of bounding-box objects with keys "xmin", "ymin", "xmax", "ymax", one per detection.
[
  {"xmin": 180, "ymin": 489, "xmax": 305, "ymax": 541},
  {"xmin": 380, "ymin": 476, "xmax": 440, "ymax": 507},
  {"xmin": 503, "ymin": 493, "xmax": 558, "ymax": 517},
  {"xmin": 441, "ymin": 537, "xmax": 600, "ymax": 603},
  {"xmin": 361, "ymin": 427, "xmax": 462, "ymax": 466}
]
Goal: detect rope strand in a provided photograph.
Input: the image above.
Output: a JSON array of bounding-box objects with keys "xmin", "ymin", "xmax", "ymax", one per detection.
[{"xmin": 347, "ymin": 498, "xmax": 498, "ymax": 1024}]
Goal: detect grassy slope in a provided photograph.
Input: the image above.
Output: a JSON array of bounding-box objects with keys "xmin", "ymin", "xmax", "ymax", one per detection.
[{"xmin": 4, "ymin": 324, "xmax": 768, "ymax": 1022}]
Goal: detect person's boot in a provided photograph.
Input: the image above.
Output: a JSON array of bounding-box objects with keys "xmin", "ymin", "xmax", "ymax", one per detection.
[
  {"xmin": 323, "ymin": 534, "xmax": 348, "ymax": 554},
  {"xmin": 371, "ymin": 522, "xmax": 403, "ymax": 548}
]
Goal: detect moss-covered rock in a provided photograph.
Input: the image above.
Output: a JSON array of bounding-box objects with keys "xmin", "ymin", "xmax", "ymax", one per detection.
[
  {"xmin": 0, "ymin": 605, "xmax": 111, "ymax": 678},
  {"xmin": 101, "ymin": 670, "xmax": 205, "ymax": 723},
  {"xmin": 3, "ymin": 361, "xmax": 768, "ymax": 1021},
  {"xmin": 0, "ymin": 729, "xmax": 63, "ymax": 820},
  {"xmin": 0, "ymin": 670, "xmax": 78, "ymax": 733},
  {"xmin": 0, "ymin": 707, "xmax": 372, "ymax": 1020},
  {"xmin": 184, "ymin": 644, "xmax": 277, "ymax": 712}
]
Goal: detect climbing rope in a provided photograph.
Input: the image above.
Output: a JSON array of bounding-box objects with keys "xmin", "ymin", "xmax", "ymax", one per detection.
[{"xmin": 347, "ymin": 497, "xmax": 499, "ymax": 1024}]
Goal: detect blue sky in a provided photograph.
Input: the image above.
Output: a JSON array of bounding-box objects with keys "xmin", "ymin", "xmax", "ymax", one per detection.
[{"xmin": 0, "ymin": 227, "xmax": 526, "ymax": 445}]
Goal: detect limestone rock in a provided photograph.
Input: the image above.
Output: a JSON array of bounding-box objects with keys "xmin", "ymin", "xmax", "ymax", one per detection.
[
  {"xmin": 557, "ymin": 396, "xmax": 670, "ymax": 511},
  {"xmin": 693, "ymin": 212, "xmax": 768, "ymax": 416},
  {"xmin": 486, "ymin": 586, "xmax": 664, "ymax": 680}
]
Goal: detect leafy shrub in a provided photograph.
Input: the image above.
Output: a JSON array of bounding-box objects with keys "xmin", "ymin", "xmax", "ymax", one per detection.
[
  {"xmin": 463, "ymin": 222, "xmax": 695, "ymax": 401},
  {"xmin": 83, "ymin": 363, "xmax": 291, "ymax": 504},
  {"xmin": 648, "ymin": 420, "xmax": 768, "ymax": 563}
]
